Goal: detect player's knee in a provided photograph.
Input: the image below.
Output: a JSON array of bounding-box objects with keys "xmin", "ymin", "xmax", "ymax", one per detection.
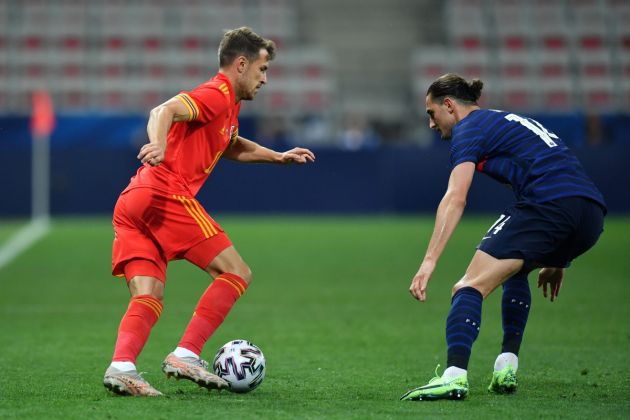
[
  {"xmin": 233, "ymin": 264, "xmax": 252, "ymax": 284},
  {"xmin": 452, "ymin": 279, "xmax": 487, "ymax": 299},
  {"xmin": 128, "ymin": 275, "xmax": 165, "ymax": 300},
  {"xmin": 136, "ymin": 290, "xmax": 164, "ymax": 301},
  {"xmin": 209, "ymin": 263, "xmax": 252, "ymax": 284},
  {"xmin": 452, "ymin": 275, "xmax": 468, "ymax": 295},
  {"xmin": 452, "ymin": 281, "xmax": 465, "ymax": 296}
]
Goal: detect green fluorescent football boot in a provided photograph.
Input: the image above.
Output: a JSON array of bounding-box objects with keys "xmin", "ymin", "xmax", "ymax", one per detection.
[
  {"xmin": 400, "ymin": 365, "xmax": 469, "ymax": 401},
  {"xmin": 488, "ymin": 365, "xmax": 517, "ymax": 394}
]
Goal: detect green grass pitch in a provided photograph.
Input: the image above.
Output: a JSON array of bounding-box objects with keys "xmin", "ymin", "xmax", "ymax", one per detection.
[{"xmin": 0, "ymin": 216, "xmax": 629, "ymax": 419}]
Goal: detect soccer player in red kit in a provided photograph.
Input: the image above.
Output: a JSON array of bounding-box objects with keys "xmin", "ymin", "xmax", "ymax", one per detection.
[{"xmin": 103, "ymin": 27, "xmax": 315, "ymax": 396}]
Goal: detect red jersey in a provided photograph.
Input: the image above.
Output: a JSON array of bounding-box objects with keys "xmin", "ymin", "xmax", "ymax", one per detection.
[{"xmin": 124, "ymin": 72, "xmax": 241, "ymax": 196}]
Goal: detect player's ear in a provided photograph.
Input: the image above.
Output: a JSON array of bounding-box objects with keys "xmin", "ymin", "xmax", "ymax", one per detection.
[
  {"xmin": 444, "ymin": 97, "xmax": 455, "ymax": 113},
  {"xmin": 236, "ymin": 56, "xmax": 248, "ymax": 74}
]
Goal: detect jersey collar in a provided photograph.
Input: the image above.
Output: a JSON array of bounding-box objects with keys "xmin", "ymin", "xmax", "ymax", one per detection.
[{"xmin": 215, "ymin": 72, "xmax": 236, "ymax": 104}]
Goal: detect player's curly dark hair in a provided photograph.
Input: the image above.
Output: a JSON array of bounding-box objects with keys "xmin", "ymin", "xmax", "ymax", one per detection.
[
  {"xmin": 427, "ymin": 73, "xmax": 483, "ymax": 105},
  {"xmin": 218, "ymin": 27, "xmax": 276, "ymax": 67}
]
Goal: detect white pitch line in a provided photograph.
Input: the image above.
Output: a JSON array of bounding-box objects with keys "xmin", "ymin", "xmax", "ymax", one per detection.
[{"xmin": 0, "ymin": 218, "xmax": 50, "ymax": 271}]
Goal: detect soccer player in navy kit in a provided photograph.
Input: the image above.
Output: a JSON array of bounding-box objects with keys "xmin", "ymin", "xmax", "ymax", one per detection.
[{"xmin": 400, "ymin": 73, "xmax": 606, "ymax": 401}]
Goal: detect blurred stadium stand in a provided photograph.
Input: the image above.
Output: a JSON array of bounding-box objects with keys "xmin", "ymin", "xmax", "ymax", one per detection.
[
  {"xmin": 412, "ymin": 0, "xmax": 629, "ymax": 114},
  {"xmin": 1, "ymin": 0, "xmax": 628, "ymax": 216},
  {"xmin": 0, "ymin": 0, "xmax": 333, "ymax": 116},
  {"xmin": 1, "ymin": 0, "xmax": 628, "ymax": 137}
]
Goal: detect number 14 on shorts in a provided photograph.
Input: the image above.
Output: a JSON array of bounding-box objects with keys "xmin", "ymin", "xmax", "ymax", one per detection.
[{"xmin": 483, "ymin": 214, "xmax": 511, "ymax": 239}]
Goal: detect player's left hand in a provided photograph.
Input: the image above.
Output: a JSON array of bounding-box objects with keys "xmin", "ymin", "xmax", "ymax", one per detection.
[
  {"xmin": 278, "ymin": 148, "xmax": 316, "ymax": 164},
  {"xmin": 537, "ymin": 267, "xmax": 564, "ymax": 302}
]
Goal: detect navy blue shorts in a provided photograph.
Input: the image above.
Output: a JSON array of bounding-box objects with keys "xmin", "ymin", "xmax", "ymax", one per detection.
[{"xmin": 477, "ymin": 197, "xmax": 605, "ymax": 268}]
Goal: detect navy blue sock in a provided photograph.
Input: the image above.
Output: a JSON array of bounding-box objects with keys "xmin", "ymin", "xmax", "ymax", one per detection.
[
  {"xmin": 501, "ymin": 270, "xmax": 531, "ymax": 355},
  {"xmin": 446, "ymin": 286, "xmax": 483, "ymax": 370}
]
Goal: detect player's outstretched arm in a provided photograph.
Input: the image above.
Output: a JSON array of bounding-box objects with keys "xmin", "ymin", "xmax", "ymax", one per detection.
[
  {"xmin": 537, "ymin": 267, "xmax": 564, "ymax": 302},
  {"xmin": 224, "ymin": 136, "xmax": 315, "ymax": 164},
  {"xmin": 138, "ymin": 96, "xmax": 192, "ymax": 166},
  {"xmin": 409, "ymin": 162, "xmax": 475, "ymax": 301}
]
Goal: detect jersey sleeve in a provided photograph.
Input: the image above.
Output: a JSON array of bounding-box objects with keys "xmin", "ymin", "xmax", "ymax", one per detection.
[
  {"xmin": 449, "ymin": 123, "xmax": 485, "ymax": 168},
  {"xmin": 176, "ymin": 85, "xmax": 230, "ymax": 124}
]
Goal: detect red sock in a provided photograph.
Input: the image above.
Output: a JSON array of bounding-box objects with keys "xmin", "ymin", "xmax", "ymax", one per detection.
[
  {"xmin": 112, "ymin": 294, "xmax": 163, "ymax": 363},
  {"xmin": 178, "ymin": 273, "xmax": 248, "ymax": 355}
]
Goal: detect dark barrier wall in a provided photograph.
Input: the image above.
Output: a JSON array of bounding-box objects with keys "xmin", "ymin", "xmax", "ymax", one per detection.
[{"xmin": 1, "ymin": 115, "xmax": 628, "ymax": 216}]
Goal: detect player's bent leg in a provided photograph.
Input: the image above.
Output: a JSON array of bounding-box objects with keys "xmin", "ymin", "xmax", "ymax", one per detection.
[
  {"xmin": 453, "ymin": 250, "xmax": 524, "ymax": 299},
  {"xmin": 166, "ymin": 245, "xmax": 249, "ymax": 390},
  {"xmin": 451, "ymin": 251, "xmax": 523, "ymax": 397},
  {"xmin": 400, "ymin": 365, "xmax": 469, "ymax": 401}
]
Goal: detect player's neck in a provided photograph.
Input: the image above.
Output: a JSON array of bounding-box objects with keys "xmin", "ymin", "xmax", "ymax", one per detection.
[
  {"xmin": 217, "ymin": 69, "xmax": 241, "ymax": 103},
  {"xmin": 454, "ymin": 105, "xmax": 481, "ymax": 123}
]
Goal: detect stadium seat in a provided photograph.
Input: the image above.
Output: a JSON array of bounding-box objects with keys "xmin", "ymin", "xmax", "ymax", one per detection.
[
  {"xmin": 576, "ymin": 50, "xmax": 613, "ymax": 79},
  {"xmin": 610, "ymin": 0, "xmax": 630, "ymax": 54},
  {"xmin": 411, "ymin": 48, "xmax": 452, "ymax": 87},
  {"xmin": 495, "ymin": 48, "xmax": 536, "ymax": 110},
  {"xmin": 620, "ymin": 77, "xmax": 630, "ymax": 109},
  {"xmin": 538, "ymin": 78, "xmax": 575, "ymax": 111},
  {"xmin": 577, "ymin": 78, "xmax": 616, "ymax": 111},
  {"xmin": 618, "ymin": 51, "xmax": 630, "ymax": 83},
  {"xmin": 268, "ymin": 90, "xmax": 292, "ymax": 111},
  {"xmin": 451, "ymin": 49, "xmax": 492, "ymax": 80},
  {"xmin": 446, "ymin": 0, "xmax": 488, "ymax": 50},
  {"xmin": 502, "ymin": 84, "xmax": 536, "ymax": 110},
  {"xmin": 529, "ymin": 1, "xmax": 571, "ymax": 54},
  {"xmin": 572, "ymin": 2, "xmax": 609, "ymax": 52},
  {"xmin": 498, "ymin": 52, "xmax": 533, "ymax": 81},
  {"xmin": 493, "ymin": 0, "xmax": 532, "ymax": 54},
  {"xmin": 532, "ymin": 47, "xmax": 575, "ymax": 111}
]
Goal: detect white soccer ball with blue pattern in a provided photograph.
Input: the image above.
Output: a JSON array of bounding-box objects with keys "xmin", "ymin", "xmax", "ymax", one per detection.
[{"xmin": 212, "ymin": 340, "xmax": 266, "ymax": 393}]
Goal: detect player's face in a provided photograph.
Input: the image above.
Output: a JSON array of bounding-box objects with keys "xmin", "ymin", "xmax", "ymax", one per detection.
[
  {"xmin": 238, "ymin": 49, "xmax": 270, "ymax": 101},
  {"xmin": 425, "ymin": 94, "xmax": 456, "ymax": 140}
]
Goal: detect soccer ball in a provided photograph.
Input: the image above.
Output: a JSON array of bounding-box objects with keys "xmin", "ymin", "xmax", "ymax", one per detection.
[{"xmin": 212, "ymin": 340, "xmax": 266, "ymax": 393}]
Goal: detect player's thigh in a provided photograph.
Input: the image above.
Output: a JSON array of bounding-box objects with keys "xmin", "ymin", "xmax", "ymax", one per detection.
[
  {"xmin": 203, "ymin": 245, "xmax": 252, "ymax": 283},
  {"xmin": 182, "ymin": 231, "xmax": 250, "ymax": 278},
  {"xmin": 477, "ymin": 202, "xmax": 574, "ymax": 266},
  {"xmin": 167, "ymin": 195, "xmax": 250, "ymax": 280},
  {"xmin": 112, "ymin": 191, "xmax": 168, "ymax": 282},
  {"xmin": 454, "ymin": 250, "xmax": 523, "ymax": 298},
  {"xmin": 150, "ymin": 194, "xmax": 228, "ymax": 260}
]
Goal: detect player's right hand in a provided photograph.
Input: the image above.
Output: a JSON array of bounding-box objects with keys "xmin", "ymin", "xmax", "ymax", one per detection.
[
  {"xmin": 138, "ymin": 142, "xmax": 166, "ymax": 166},
  {"xmin": 409, "ymin": 261, "xmax": 435, "ymax": 302}
]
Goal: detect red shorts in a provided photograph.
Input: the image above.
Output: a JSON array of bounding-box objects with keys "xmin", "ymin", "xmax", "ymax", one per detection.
[{"xmin": 111, "ymin": 187, "xmax": 232, "ymax": 282}]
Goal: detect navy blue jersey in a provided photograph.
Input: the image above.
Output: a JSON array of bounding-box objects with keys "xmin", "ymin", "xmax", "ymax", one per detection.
[{"xmin": 450, "ymin": 109, "xmax": 606, "ymax": 209}]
